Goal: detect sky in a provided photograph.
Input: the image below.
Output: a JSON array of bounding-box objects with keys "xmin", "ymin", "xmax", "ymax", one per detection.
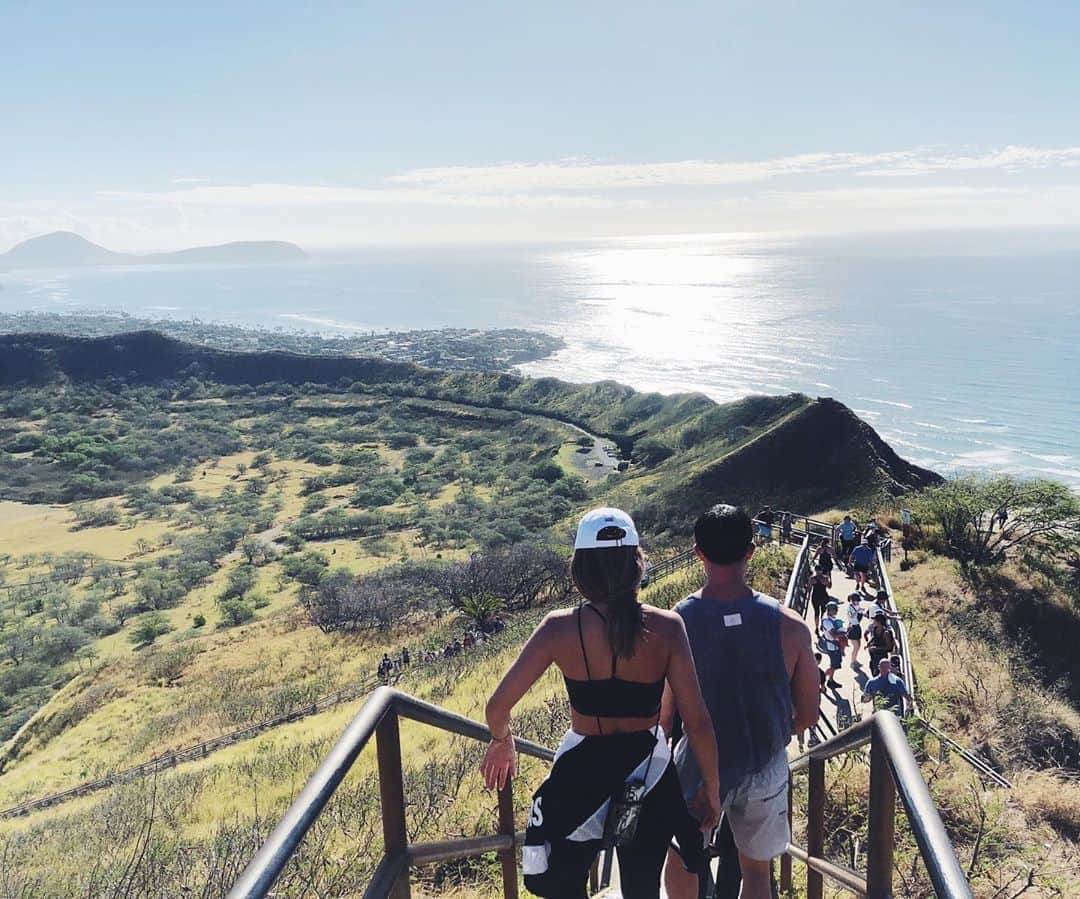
[{"xmin": 3, "ymin": 1, "xmax": 1080, "ymax": 250}]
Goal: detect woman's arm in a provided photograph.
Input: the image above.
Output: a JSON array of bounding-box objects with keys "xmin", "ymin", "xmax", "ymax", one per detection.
[
  {"xmin": 480, "ymin": 615, "xmax": 556, "ymax": 790},
  {"xmin": 664, "ymin": 616, "xmax": 722, "ymax": 833}
]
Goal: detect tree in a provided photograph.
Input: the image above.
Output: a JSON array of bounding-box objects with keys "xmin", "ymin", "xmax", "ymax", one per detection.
[
  {"xmin": 911, "ymin": 475, "xmax": 1080, "ymax": 567},
  {"xmin": 457, "ymin": 594, "xmax": 505, "ymax": 633},
  {"xmin": 221, "ymin": 564, "xmax": 257, "ymax": 600},
  {"xmin": 129, "ymin": 611, "xmax": 172, "ymax": 647},
  {"xmin": 240, "ymin": 537, "xmax": 270, "ymax": 566},
  {"xmin": 217, "ymin": 598, "xmax": 254, "ymax": 628}
]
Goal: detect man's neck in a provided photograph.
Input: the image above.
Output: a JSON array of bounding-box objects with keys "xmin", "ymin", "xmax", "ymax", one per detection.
[{"xmin": 699, "ymin": 571, "xmax": 754, "ymax": 602}]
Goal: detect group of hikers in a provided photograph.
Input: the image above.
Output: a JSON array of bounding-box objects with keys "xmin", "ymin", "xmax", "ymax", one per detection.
[
  {"xmin": 480, "ymin": 505, "xmax": 821, "ymax": 899},
  {"xmin": 377, "ymin": 623, "xmax": 504, "ymax": 682},
  {"xmin": 804, "ymin": 518, "xmax": 911, "ymax": 719}
]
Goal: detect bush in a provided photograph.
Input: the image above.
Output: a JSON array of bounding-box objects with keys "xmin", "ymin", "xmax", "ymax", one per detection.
[
  {"xmin": 192, "ymin": 614, "xmax": 206, "ymax": 628},
  {"xmin": 218, "ymin": 598, "xmax": 254, "ymax": 628},
  {"xmin": 129, "ymin": 612, "xmax": 172, "ymax": 647}
]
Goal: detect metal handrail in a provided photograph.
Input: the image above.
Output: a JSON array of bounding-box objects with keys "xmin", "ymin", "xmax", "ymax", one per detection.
[
  {"xmin": 784, "ymin": 712, "xmax": 972, "ymax": 899},
  {"xmin": 227, "ymin": 687, "xmax": 554, "ymax": 899}
]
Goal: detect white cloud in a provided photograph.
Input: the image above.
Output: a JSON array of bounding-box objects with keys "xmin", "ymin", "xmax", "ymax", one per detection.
[
  {"xmin": 387, "ymin": 145, "xmax": 1080, "ymax": 192},
  {"xmin": 169, "ymin": 176, "xmax": 212, "ymax": 184}
]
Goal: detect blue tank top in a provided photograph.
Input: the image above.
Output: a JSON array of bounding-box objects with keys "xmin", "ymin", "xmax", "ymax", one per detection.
[{"xmin": 674, "ymin": 591, "xmax": 792, "ymax": 796}]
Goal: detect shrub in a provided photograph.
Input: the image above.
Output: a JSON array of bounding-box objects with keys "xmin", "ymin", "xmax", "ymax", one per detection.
[
  {"xmin": 218, "ymin": 598, "xmax": 254, "ymax": 628},
  {"xmin": 192, "ymin": 614, "xmax": 206, "ymax": 628},
  {"xmin": 129, "ymin": 612, "xmax": 172, "ymax": 647}
]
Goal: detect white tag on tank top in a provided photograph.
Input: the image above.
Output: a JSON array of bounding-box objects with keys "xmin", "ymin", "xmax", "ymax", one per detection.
[{"xmin": 723, "ymin": 613, "xmax": 743, "ymax": 627}]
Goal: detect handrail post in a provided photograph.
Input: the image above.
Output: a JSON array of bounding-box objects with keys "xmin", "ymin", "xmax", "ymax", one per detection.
[
  {"xmin": 867, "ymin": 725, "xmax": 896, "ymax": 898},
  {"xmin": 779, "ymin": 779, "xmax": 793, "ymax": 894},
  {"xmin": 497, "ymin": 777, "xmax": 519, "ymax": 899},
  {"xmin": 806, "ymin": 756, "xmax": 825, "ymax": 899},
  {"xmin": 377, "ymin": 707, "xmax": 411, "ymax": 899}
]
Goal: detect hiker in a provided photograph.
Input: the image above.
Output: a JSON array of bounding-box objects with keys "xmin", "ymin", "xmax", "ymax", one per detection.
[
  {"xmin": 807, "ymin": 566, "xmax": 831, "ymax": 627},
  {"xmin": 662, "ymin": 504, "xmax": 819, "ymax": 899},
  {"xmin": 845, "ymin": 591, "xmax": 864, "ymax": 667},
  {"xmin": 819, "ymin": 601, "xmax": 847, "ymax": 690},
  {"xmin": 815, "ymin": 652, "xmax": 827, "ymax": 694},
  {"xmin": 481, "ymin": 508, "xmax": 719, "ymax": 899},
  {"xmin": 400, "ymin": 647, "xmax": 410, "ymax": 668},
  {"xmin": 862, "ymin": 658, "xmax": 910, "ymax": 716},
  {"xmin": 865, "ymin": 589, "xmax": 900, "ymax": 623},
  {"xmin": 813, "ymin": 541, "xmax": 834, "ymax": 583},
  {"xmin": 901, "ymin": 508, "xmax": 912, "ymax": 540},
  {"xmin": 780, "ymin": 511, "xmax": 793, "ymax": 544},
  {"xmin": 865, "ymin": 612, "xmax": 897, "ymax": 673},
  {"xmin": 837, "ymin": 515, "xmax": 858, "ymax": 564},
  {"xmin": 863, "ymin": 522, "xmax": 880, "ymax": 550},
  {"xmin": 849, "ymin": 539, "xmax": 875, "ymax": 591},
  {"xmin": 755, "ymin": 505, "xmax": 775, "ymax": 544},
  {"xmin": 378, "ymin": 653, "xmax": 393, "ymax": 682}
]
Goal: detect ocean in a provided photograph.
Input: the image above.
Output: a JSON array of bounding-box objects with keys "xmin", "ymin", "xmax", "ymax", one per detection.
[{"xmin": 2, "ymin": 231, "xmax": 1078, "ymax": 488}]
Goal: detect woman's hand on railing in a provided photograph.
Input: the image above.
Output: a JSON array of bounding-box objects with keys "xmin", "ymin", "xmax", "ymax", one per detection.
[{"xmin": 481, "ymin": 733, "xmax": 518, "ymax": 791}]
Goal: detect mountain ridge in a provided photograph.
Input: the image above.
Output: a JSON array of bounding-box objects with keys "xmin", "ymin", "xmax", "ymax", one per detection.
[
  {"xmin": 0, "ymin": 330, "xmax": 941, "ymax": 514},
  {"xmin": 0, "ymin": 231, "xmax": 306, "ymax": 268}
]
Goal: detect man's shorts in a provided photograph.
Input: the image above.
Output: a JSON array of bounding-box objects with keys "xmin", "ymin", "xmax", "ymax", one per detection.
[
  {"xmin": 853, "ymin": 563, "xmax": 870, "ymax": 574},
  {"xmin": 677, "ymin": 748, "xmax": 791, "ymax": 862},
  {"xmin": 826, "ymin": 647, "xmax": 843, "ymax": 670}
]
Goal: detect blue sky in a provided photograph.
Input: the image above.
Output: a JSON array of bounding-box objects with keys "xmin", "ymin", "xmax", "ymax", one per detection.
[{"xmin": 3, "ymin": 1, "xmax": 1080, "ymax": 248}]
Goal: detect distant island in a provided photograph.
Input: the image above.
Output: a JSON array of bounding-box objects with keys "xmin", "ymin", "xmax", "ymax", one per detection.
[{"xmin": 0, "ymin": 231, "xmax": 307, "ymax": 269}]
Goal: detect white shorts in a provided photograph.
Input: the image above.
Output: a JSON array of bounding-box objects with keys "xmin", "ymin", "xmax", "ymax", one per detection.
[
  {"xmin": 720, "ymin": 749, "xmax": 790, "ymax": 861},
  {"xmin": 676, "ymin": 746, "xmax": 791, "ymax": 863}
]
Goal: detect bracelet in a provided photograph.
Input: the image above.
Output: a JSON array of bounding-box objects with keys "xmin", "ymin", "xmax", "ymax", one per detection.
[{"xmin": 490, "ymin": 728, "xmax": 513, "ymax": 744}]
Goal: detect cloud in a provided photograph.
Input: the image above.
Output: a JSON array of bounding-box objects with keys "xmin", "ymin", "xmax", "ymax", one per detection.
[
  {"xmin": 169, "ymin": 176, "xmax": 212, "ymax": 184},
  {"xmin": 387, "ymin": 145, "xmax": 1080, "ymax": 192}
]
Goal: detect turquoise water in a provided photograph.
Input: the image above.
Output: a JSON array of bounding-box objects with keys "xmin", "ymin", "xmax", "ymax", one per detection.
[{"xmin": 2, "ymin": 231, "xmax": 1077, "ymax": 487}]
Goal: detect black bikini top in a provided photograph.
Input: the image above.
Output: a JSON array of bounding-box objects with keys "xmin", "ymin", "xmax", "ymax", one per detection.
[{"xmin": 563, "ymin": 604, "xmax": 664, "ymax": 719}]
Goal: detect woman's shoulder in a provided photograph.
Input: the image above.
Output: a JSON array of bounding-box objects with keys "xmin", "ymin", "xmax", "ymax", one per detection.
[{"xmin": 640, "ymin": 604, "xmax": 685, "ymax": 633}]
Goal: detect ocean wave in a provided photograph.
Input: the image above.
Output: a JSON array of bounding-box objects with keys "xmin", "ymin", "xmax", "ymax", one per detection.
[{"xmin": 858, "ymin": 397, "xmax": 914, "ymax": 410}]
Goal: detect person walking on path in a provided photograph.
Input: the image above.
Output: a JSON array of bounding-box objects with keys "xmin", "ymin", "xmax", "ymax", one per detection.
[
  {"xmin": 849, "ymin": 539, "xmax": 876, "ymax": 592},
  {"xmin": 482, "ymin": 508, "xmax": 720, "ymax": 899},
  {"xmin": 755, "ymin": 505, "xmax": 775, "ymax": 544},
  {"xmin": 838, "ymin": 515, "xmax": 858, "ymax": 564},
  {"xmin": 845, "ymin": 592, "xmax": 865, "ymax": 667},
  {"xmin": 662, "ymin": 504, "xmax": 819, "ymax": 899},
  {"xmin": 807, "ymin": 567, "xmax": 831, "ymax": 628},
  {"xmin": 862, "ymin": 658, "xmax": 911, "ymax": 716},
  {"xmin": 865, "ymin": 612, "xmax": 897, "ymax": 674},
  {"xmin": 780, "ymin": 511, "xmax": 793, "ymax": 545},
  {"xmin": 820, "ymin": 600, "xmax": 847, "ymax": 690},
  {"xmin": 813, "ymin": 541, "xmax": 835, "ymax": 584}
]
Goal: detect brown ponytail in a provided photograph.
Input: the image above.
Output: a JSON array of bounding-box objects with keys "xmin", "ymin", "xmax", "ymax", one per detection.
[{"xmin": 570, "ymin": 545, "xmax": 645, "ymax": 658}]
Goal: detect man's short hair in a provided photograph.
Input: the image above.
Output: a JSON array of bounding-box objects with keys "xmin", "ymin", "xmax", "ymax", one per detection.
[{"xmin": 694, "ymin": 504, "xmax": 753, "ymax": 565}]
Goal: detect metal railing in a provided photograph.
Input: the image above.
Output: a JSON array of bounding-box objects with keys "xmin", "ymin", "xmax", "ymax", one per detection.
[
  {"xmin": 780, "ymin": 712, "xmax": 972, "ymax": 899},
  {"xmin": 227, "ymin": 687, "xmax": 554, "ymax": 899}
]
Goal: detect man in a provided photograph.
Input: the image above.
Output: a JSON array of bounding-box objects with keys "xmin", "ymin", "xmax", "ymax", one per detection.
[
  {"xmin": 900, "ymin": 508, "xmax": 912, "ymax": 540},
  {"xmin": 837, "ymin": 514, "xmax": 858, "ymax": 564},
  {"xmin": 662, "ymin": 505, "xmax": 819, "ymax": 899},
  {"xmin": 755, "ymin": 505, "xmax": 775, "ymax": 544},
  {"xmin": 820, "ymin": 600, "xmax": 847, "ymax": 689},
  {"xmin": 780, "ymin": 510, "xmax": 793, "ymax": 545},
  {"xmin": 849, "ymin": 539, "xmax": 875, "ymax": 591},
  {"xmin": 862, "ymin": 658, "xmax": 910, "ymax": 716}
]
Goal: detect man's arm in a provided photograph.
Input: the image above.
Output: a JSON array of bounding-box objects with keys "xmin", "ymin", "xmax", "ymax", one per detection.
[{"xmin": 781, "ymin": 607, "xmax": 820, "ymax": 734}]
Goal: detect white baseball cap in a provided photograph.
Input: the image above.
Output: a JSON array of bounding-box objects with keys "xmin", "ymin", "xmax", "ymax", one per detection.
[{"xmin": 574, "ymin": 507, "xmax": 640, "ymax": 550}]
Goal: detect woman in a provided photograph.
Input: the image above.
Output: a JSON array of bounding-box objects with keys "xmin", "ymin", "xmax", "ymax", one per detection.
[
  {"xmin": 845, "ymin": 591, "xmax": 864, "ymax": 666},
  {"xmin": 481, "ymin": 508, "xmax": 721, "ymax": 899},
  {"xmin": 807, "ymin": 566, "xmax": 831, "ymax": 627}
]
